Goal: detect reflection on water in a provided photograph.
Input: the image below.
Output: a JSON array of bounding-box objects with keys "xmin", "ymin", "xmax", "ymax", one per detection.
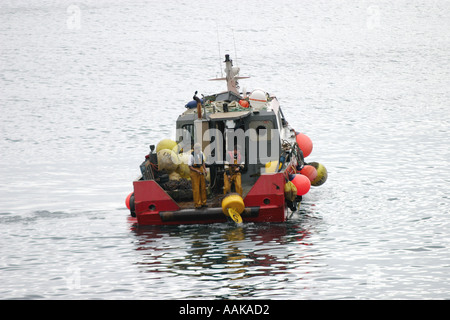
[
  {"xmin": 130, "ymin": 216, "xmax": 316, "ymax": 298},
  {"xmin": 1, "ymin": 0, "xmax": 450, "ymax": 300}
]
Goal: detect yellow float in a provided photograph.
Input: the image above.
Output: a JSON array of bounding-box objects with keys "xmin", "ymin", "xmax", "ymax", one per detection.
[
  {"xmin": 284, "ymin": 181, "xmax": 297, "ymax": 202},
  {"xmin": 309, "ymin": 162, "xmax": 328, "ymax": 186},
  {"xmin": 156, "ymin": 139, "xmax": 177, "ymax": 153},
  {"xmin": 157, "ymin": 149, "xmax": 179, "ymax": 172},
  {"xmin": 176, "ymin": 152, "xmax": 191, "ymax": 178},
  {"xmin": 264, "ymin": 160, "xmax": 282, "ymax": 173},
  {"xmin": 169, "ymin": 171, "xmax": 181, "ymax": 181},
  {"xmin": 221, "ymin": 194, "xmax": 245, "ymax": 224}
]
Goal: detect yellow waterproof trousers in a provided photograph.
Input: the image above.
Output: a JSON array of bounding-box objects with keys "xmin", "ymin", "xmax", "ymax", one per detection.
[
  {"xmin": 190, "ymin": 167, "xmax": 207, "ymax": 208},
  {"xmin": 223, "ymin": 172, "xmax": 243, "ymax": 196}
]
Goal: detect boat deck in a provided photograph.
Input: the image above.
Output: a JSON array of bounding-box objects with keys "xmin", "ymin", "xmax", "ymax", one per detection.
[{"xmin": 176, "ymin": 186, "xmax": 253, "ymax": 210}]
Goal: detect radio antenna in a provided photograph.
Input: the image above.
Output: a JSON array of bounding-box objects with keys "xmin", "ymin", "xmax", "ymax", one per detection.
[
  {"xmin": 232, "ymin": 28, "xmax": 238, "ymax": 66},
  {"xmin": 216, "ymin": 22, "xmax": 223, "ymax": 77}
]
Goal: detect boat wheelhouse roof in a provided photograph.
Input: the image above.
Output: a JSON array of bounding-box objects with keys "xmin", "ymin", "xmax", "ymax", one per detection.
[{"xmin": 177, "ymin": 90, "xmax": 281, "ymax": 121}]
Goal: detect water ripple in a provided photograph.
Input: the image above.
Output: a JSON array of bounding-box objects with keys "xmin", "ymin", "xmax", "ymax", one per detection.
[{"xmin": 1, "ymin": 0, "xmax": 450, "ymax": 300}]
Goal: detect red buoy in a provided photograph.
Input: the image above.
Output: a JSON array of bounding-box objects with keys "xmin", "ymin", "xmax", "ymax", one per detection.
[
  {"xmin": 300, "ymin": 165, "xmax": 318, "ymax": 182},
  {"xmin": 125, "ymin": 192, "xmax": 133, "ymax": 210},
  {"xmin": 290, "ymin": 174, "xmax": 311, "ymax": 196},
  {"xmin": 296, "ymin": 133, "xmax": 313, "ymax": 157},
  {"xmin": 239, "ymin": 99, "xmax": 249, "ymax": 108}
]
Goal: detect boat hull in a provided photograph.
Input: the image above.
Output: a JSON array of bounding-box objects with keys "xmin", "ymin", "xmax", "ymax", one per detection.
[{"xmin": 133, "ymin": 173, "xmax": 287, "ymax": 226}]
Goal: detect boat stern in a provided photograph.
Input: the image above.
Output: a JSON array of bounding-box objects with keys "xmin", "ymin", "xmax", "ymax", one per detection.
[{"xmin": 243, "ymin": 173, "xmax": 287, "ymax": 223}]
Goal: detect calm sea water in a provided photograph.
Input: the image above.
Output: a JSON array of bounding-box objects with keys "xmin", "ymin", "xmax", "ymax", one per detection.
[{"xmin": 1, "ymin": 0, "xmax": 449, "ymax": 300}]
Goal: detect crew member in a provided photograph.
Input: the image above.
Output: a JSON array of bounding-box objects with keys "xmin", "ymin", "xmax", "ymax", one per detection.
[
  {"xmin": 189, "ymin": 143, "xmax": 207, "ymax": 209},
  {"xmin": 223, "ymin": 145, "xmax": 244, "ymax": 196}
]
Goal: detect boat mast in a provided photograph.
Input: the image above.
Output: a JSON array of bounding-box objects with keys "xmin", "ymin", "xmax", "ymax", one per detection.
[
  {"xmin": 210, "ymin": 54, "xmax": 249, "ymax": 95},
  {"xmin": 224, "ymin": 54, "xmax": 239, "ymax": 94}
]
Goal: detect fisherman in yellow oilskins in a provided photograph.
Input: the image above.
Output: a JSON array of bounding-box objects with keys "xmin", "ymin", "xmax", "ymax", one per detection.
[
  {"xmin": 188, "ymin": 143, "xmax": 207, "ymax": 209},
  {"xmin": 223, "ymin": 145, "xmax": 244, "ymax": 196}
]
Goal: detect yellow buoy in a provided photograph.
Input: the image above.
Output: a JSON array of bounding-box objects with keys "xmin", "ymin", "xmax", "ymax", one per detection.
[
  {"xmin": 169, "ymin": 171, "xmax": 181, "ymax": 181},
  {"xmin": 284, "ymin": 181, "xmax": 297, "ymax": 202},
  {"xmin": 156, "ymin": 139, "xmax": 177, "ymax": 153},
  {"xmin": 264, "ymin": 160, "xmax": 282, "ymax": 173},
  {"xmin": 309, "ymin": 162, "xmax": 328, "ymax": 186},
  {"xmin": 157, "ymin": 149, "xmax": 180, "ymax": 172},
  {"xmin": 227, "ymin": 208, "xmax": 243, "ymax": 224},
  {"xmin": 222, "ymin": 194, "xmax": 245, "ymax": 224},
  {"xmin": 176, "ymin": 153, "xmax": 191, "ymax": 178},
  {"xmin": 171, "ymin": 143, "xmax": 183, "ymax": 154}
]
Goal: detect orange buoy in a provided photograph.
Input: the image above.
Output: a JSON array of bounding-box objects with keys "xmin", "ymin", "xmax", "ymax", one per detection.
[
  {"xmin": 296, "ymin": 133, "xmax": 313, "ymax": 157},
  {"xmin": 239, "ymin": 99, "xmax": 249, "ymax": 108},
  {"xmin": 290, "ymin": 174, "xmax": 311, "ymax": 196},
  {"xmin": 125, "ymin": 192, "xmax": 133, "ymax": 210},
  {"xmin": 300, "ymin": 165, "xmax": 318, "ymax": 182}
]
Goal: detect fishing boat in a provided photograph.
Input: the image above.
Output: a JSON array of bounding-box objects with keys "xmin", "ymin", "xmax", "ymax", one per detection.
[{"xmin": 125, "ymin": 54, "xmax": 327, "ymax": 226}]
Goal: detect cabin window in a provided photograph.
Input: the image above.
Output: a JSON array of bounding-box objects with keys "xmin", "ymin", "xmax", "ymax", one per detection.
[
  {"xmin": 248, "ymin": 120, "xmax": 273, "ymax": 141},
  {"xmin": 276, "ymin": 110, "xmax": 283, "ymax": 131},
  {"xmin": 248, "ymin": 120, "xmax": 278, "ymax": 164},
  {"xmin": 181, "ymin": 124, "xmax": 194, "ymax": 148}
]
